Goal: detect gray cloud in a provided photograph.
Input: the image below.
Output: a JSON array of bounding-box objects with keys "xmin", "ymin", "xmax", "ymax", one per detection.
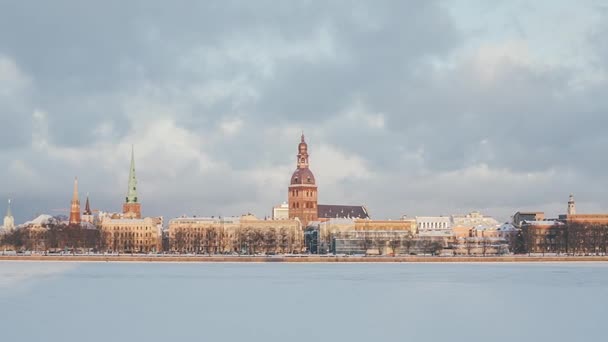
[{"xmin": 1, "ymin": 0, "xmax": 607, "ymax": 224}]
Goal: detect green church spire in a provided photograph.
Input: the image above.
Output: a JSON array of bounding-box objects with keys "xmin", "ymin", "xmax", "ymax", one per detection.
[
  {"xmin": 6, "ymin": 199, "xmax": 12, "ymax": 218},
  {"xmin": 126, "ymin": 146, "xmax": 138, "ymax": 203}
]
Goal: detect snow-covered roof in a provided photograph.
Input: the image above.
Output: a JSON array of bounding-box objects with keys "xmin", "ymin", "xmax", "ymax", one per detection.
[
  {"xmin": 497, "ymin": 223, "xmax": 518, "ymax": 231},
  {"xmin": 18, "ymin": 214, "xmax": 61, "ymax": 228},
  {"xmin": 523, "ymin": 220, "xmax": 564, "ymax": 226}
]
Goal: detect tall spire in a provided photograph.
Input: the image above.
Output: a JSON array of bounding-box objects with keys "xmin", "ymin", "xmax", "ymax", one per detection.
[
  {"xmin": 3, "ymin": 199, "xmax": 15, "ymax": 231},
  {"xmin": 6, "ymin": 199, "xmax": 12, "ymax": 218},
  {"xmin": 69, "ymin": 177, "xmax": 81, "ymax": 225},
  {"xmin": 297, "ymin": 133, "xmax": 309, "ymax": 169},
  {"xmin": 84, "ymin": 193, "xmax": 92, "ymax": 215},
  {"xmin": 126, "ymin": 145, "xmax": 138, "ymax": 204},
  {"xmin": 123, "ymin": 146, "xmax": 142, "ymax": 219}
]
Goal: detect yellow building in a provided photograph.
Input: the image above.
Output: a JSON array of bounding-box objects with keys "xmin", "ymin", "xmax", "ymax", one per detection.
[
  {"xmin": 168, "ymin": 214, "xmax": 303, "ymax": 254},
  {"xmin": 100, "ymin": 215, "xmax": 162, "ymax": 253}
]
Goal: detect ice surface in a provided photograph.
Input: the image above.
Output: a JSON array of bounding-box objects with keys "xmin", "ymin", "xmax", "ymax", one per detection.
[{"xmin": 0, "ymin": 262, "xmax": 606, "ymax": 342}]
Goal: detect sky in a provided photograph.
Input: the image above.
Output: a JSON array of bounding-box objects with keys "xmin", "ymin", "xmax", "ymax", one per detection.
[{"xmin": 1, "ymin": 0, "xmax": 607, "ymax": 224}]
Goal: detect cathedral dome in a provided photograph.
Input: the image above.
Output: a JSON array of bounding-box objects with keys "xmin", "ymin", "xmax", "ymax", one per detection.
[{"xmin": 291, "ymin": 167, "xmax": 316, "ymax": 185}]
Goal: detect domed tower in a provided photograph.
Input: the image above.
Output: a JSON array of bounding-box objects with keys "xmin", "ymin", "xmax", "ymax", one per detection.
[{"xmin": 288, "ymin": 133, "xmax": 318, "ymax": 226}]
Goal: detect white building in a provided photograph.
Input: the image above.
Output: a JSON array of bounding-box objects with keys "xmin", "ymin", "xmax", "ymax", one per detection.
[
  {"xmin": 415, "ymin": 216, "xmax": 452, "ymax": 236},
  {"xmin": 272, "ymin": 202, "xmax": 290, "ymax": 220}
]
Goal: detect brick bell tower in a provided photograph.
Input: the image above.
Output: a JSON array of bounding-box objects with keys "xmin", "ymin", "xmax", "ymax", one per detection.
[
  {"xmin": 123, "ymin": 146, "xmax": 141, "ymax": 219},
  {"xmin": 288, "ymin": 133, "xmax": 318, "ymax": 226}
]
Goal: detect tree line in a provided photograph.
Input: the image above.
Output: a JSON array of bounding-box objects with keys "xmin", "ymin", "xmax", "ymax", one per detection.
[
  {"xmin": 171, "ymin": 227, "xmax": 299, "ymax": 255},
  {"xmin": 3, "ymin": 222, "xmax": 608, "ymax": 256},
  {"xmin": 1, "ymin": 224, "xmax": 103, "ymax": 252}
]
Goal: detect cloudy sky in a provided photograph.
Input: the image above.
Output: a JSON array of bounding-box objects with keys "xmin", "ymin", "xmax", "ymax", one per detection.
[{"xmin": 1, "ymin": 0, "xmax": 607, "ymax": 224}]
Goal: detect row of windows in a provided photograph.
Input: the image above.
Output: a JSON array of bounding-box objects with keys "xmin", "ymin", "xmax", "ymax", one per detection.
[
  {"xmin": 290, "ymin": 189, "xmax": 316, "ymax": 197},
  {"xmin": 292, "ymin": 176, "xmax": 313, "ymax": 184},
  {"xmin": 419, "ymin": 222, "xmax": 450, "ymax": 229},
  {"xmin": 109, "ymin": 226, "xmax": 153, "ymax": 231},
  {"xmin": 292, "ymin": 202, "xmax": 316, "ymax": 209},
  {"xmin": 112, "ymin": 232, "xmax": 154, "ymax": 238}
]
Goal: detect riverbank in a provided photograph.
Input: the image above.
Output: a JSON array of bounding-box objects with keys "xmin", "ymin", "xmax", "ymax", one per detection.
[{"xmin": 1, "ymin": 255, "xmax": 608, "ymax": 262}]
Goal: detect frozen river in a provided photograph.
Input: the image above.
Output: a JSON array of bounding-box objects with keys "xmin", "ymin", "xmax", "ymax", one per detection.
[{"xmin": 0, "ymin": 262, "xmax": 606, "ymax": 342}]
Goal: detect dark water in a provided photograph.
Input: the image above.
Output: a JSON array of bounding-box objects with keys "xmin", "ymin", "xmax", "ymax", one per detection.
[{"xmin": 0, "ymin": 262, "xmax": 606, "ymax": 341}]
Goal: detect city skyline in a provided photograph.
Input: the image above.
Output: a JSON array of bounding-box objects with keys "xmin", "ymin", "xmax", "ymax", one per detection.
[
  {"xmin": 0, "ymin": 138, "xmax": 596, "ymax": 225},
  {"xmin": 1, "ymin": 1, "xmax": 608, "ymax": 222}
]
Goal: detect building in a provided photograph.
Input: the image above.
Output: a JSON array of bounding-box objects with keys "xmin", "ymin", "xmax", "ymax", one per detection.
[
  {"xmin": 100, "ymin": 215, "xmax": 162, "ymax": 252},
  {"xmin": 415, "ymin": 216, "xmax": 452, "ymax": 236},
  {"xmin": 123, "ymin": 146, "xmax": 142, "ymax": 219},
  {"xmin": 2, "ymin": 199, "xmax": 15, "ymax": 232},
  {"xmin": 272, "ymin": 202, "xmax": 289, "ymax": 220},
  {"xmin": 98, "ymin": 146, "xmax": 161, "ymax": 252},
  {"xmin": 513, "ymin": 212, "xmax": 545, "ymax": 227},
  {"xmin": 521, "ymin": 220, "xmax": 565, "ymax": 253},
  {"xmin": 69, "ymin": 178, "xmax": 81, "ymax": 225},
  {"xmin": 286, "ymin": 134, "xmax": 373, "ymax": 227},
  {"xmin": 288, "ymin": 134, "xmax": 318, "ymax": 226},
  {"xmin": 168, "ymin": 214, "xmax": 303, "ymax": 254},
  {"xmin": 316, "ymin": 218, "xmax": 417, "ymax": 255}
]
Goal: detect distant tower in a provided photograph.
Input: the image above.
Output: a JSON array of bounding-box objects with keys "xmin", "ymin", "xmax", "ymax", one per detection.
[
  {"xmin": 567, "ymin": 194, "xmax": 576, "ymax": 216},
  {"xmin": 288, "ymin": 133, "xmax": 318, "ymax": 226},
  {"xmin": 82, "ymin": 193, "xmax": 94, "ymax": 224},
  {"xmin": 123, "ymin": 146, "xmax": 141, "ymax": 219},
  {"xmin": 69, "ymin": 177, "xmax": 81, "ymax": 225},
  {"xmin": 3, "ymin": 199, "xmax": 15, "ymax": 231}
]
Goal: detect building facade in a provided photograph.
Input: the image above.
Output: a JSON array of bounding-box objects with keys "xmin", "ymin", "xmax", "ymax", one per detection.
[
  {"xmin": 100, "ymin": 215, "xmax": 162, "ymax": 252},
  {"xmin": 272, "ymin": 202, "xmax": 289, "ymax": 220},
  {"xmin": 415, "ymin": 216, "xmax": 452, "ymax": 236},
  {"xmin": 168, "ymin": 215, "xmax": 303, "ymax": 254},
  {"xmin": 316, "ymin": 218, "xmax": 417, "ymax": 255}
]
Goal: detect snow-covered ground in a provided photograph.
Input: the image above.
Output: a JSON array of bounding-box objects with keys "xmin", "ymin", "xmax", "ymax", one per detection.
[{"xmin": 0, "ymin": 262, "xmax": 606, "ymax": 341}]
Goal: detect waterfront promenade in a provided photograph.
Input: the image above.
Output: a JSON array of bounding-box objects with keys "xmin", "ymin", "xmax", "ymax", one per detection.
[{"xmin": 1, "ymin": 255, "xmax": 608, "ymax": 263}]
